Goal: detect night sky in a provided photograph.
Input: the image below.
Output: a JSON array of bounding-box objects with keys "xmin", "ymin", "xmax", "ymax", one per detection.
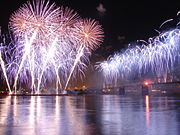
[
  {"xmin": 0, "ymin": 0, "xmax": 179, "ymax": 88},
  {"xmin": 0, "ymin": 0, "xmax": 179, "ymax": 56}
]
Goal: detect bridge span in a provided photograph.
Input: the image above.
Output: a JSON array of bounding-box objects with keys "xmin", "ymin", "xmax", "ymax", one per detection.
[{"xmin": 90, "ymin": 81, "xmax": 180, "ymax": 95}]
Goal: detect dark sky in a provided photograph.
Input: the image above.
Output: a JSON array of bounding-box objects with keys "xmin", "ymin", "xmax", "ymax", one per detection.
[
  {"xmin": 0, "ymin": 0, "xmax": 179, "ymax": 88},
  {"xmin": 0, "ymin": 0, "xmax": 179, "ymax": 52}
]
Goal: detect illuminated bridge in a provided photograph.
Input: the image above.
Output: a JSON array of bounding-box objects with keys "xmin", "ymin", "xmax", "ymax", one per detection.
[{"xmin": 88, "ymin": 81, "xmax": 180, "ymax": 95}]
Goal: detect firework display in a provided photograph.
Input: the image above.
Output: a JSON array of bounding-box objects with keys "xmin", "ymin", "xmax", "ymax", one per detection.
[
  {"xmin": 0, "ymin": 0, "xmax": 104, "ymax": 94},
  {"xmin": 97, "ymin": 19, "xmax": 180, "ymax": 86},
  {"xmin": 0, "ymin": 0, "xmax": 179, "ymax": 94}
]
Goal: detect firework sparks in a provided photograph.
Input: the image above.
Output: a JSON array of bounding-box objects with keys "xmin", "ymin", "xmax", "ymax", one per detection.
[
  {"xmin": 0, "ymin": 50, "xmax": 11, "ymax": 93},
  {"xmin": 97, "ymin": 16, "xmax": 180, "ymax": 87},
  {"xmin": 64, "ymin": 19, "xmax": 104, "ymax": 90},
  {"xmin": 0, "ymin": 0, "xmax": 104, "ymax": 94}
]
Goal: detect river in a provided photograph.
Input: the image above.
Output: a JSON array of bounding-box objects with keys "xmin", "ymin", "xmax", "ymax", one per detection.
[{"xmin": 0, "ymin": 95, "xmax": 180, "ymax": 135}]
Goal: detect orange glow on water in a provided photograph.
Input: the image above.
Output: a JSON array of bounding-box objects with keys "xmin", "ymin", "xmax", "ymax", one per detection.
[{"xmin": 145, "ymin": 95, "xmax": 150, "ymax": 127}]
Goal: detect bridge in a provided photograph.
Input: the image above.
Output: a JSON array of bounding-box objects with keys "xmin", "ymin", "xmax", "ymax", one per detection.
[{"xmin": 94, "ymin": 81, "xmax": 180, "ymax": 95}]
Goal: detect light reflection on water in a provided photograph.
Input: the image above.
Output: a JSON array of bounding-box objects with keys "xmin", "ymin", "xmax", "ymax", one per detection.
[
  {"xmin": 145, "ymin": 95, "xmax": 150, "ymax": 128},
  {"xmin": 0, "ymin": 95, "xmax": 180, "ymax": 135}
]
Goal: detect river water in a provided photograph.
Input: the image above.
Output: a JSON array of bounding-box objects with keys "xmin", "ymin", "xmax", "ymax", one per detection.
[{"xmin": 0, "ymin": 95, "xmax": 180, "ymax": 135}]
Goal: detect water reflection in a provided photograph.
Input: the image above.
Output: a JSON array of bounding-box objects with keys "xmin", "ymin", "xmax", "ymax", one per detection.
[
  {"xmin": 29, "ymin": 96, "xmax": 34, "ymax": 124},
  {"xmin": 0, "ymin": 96, "xmax": 11, "ymax": 125},
  {"xmin": 0, "ymin": 95, "xmax": 179, "ymax": 135},
  {"xmin": 101, "ymin": 95, "xmax": 122, "ymax": 135},
  {"xmin": 145, "ymin": 95, "xmax": 150, "ymax": 128}
]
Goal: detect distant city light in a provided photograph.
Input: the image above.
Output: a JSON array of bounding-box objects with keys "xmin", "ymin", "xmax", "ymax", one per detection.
[{"xmin": 144, "ymin": 82, "xmax": 149, "ymax": 86}]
